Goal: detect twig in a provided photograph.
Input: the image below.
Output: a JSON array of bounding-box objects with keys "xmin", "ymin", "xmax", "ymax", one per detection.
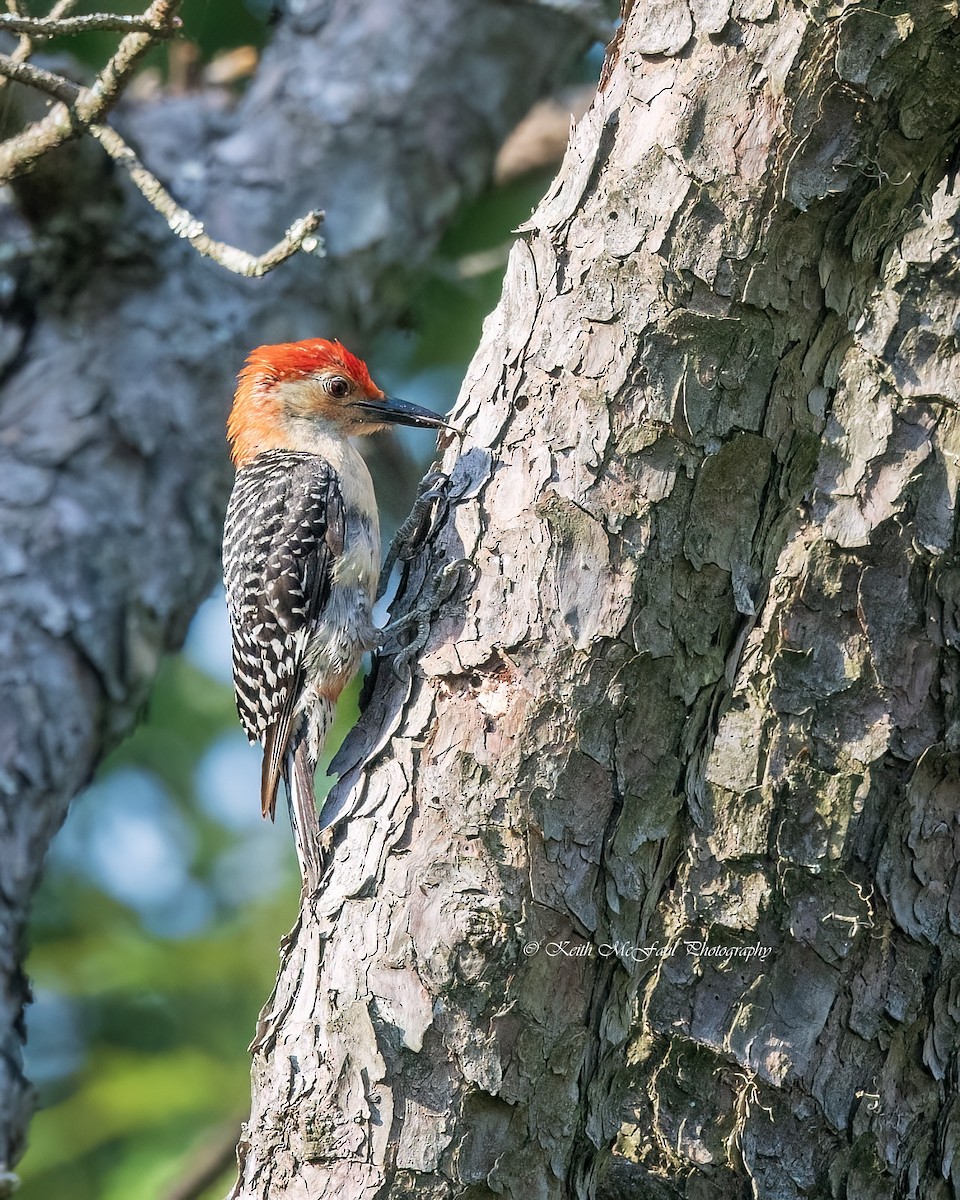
[
  {"xmin": 0, "ymin": 11, "xmax": 179, "ymax": 38},
  {"xmin": 75, "ymin": 0, "xmax": 180, "ymax": 122},
  {"xmin": 0, "ymin": 18, "xmax": 322, "ymax": 276},
  {"xmin": 0, "ymin": 52, "xmax": 80, "ymax": 104},
  {"xmin": 0, "ymin": 0, "xmax": 31, "ymax": 93},
  {"xmin": 89, "ymin": 122, "xmax": 325, "ymax": 277},
  {"xmin": 0, "ymin": 0, "xmax": 320, "ymax": 277},
  {"xmin": 0, "ymin": 0, "xmax": 101, "ymax": 95},
  {"xmin": 0, "ymin": 0, "xmax": 181, "ymax": 180}
]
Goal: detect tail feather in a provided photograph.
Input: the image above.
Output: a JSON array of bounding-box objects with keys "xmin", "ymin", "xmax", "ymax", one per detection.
[
  {"xmin": 286, "ymin": 741, "xmax": 324, "ymax": 895},
  {"xmin": 261, "ymin": 707, "xmax": 299, "ymax": 820},
  {"xmin": 261, "ymin": 734, "xmax": 282, "ymax": 821}
]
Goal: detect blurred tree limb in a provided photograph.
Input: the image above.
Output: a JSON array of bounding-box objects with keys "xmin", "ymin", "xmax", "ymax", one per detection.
[{"xmin": 0, "ymin": 0, "xmax": 599, "ymax": 1180}]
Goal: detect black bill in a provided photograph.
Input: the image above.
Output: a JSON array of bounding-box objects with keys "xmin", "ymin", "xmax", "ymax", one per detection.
[{"xmin": 354, "ymin": 394, "xmax": 455, "ymax": 430}]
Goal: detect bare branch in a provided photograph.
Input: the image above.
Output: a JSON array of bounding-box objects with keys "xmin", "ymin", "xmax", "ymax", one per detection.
[
  {"xmin": 0, "ymin": 39, "xmax": 31, "ymax": 84},
  {"xmin": 0, "ymin": 15, "xmax": 321, "ymax": 277},
  {"xmin": 0, "ymin": 0, "xmax": 180, "ymax": 180},
  {"xmin": 89, "ymin": 122, "xmax": 325, "ymax": 277},
  {"xmin": 0, "ymin": 10, "xmax": 179, "ymax": 38},
  {"xmin": 74, "ymin": 0, "xmax": 180, "ymax": 121},
  {"xmin": 0, "ymin": 1, "xmax": 117, "ymax": 95},
  {"xmin": 0, "ymin": 52, "xmax": 79, "ymax": 104},
  {"xmin": 0, "ymin": 0, "xmax": 31, "ymax": 92}
]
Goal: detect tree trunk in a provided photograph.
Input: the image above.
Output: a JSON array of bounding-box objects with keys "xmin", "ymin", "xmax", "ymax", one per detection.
[
  {"xmin": 232, "ymin": 2, "xmax": 960, "ymax": 1197},
  {"xmin": 0, "ymin": 0, "xmax": 597, "ymax": 1177}
]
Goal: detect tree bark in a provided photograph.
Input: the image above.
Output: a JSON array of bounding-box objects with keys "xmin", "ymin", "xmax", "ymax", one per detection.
[
  {"xmin": 233, "ymin": 2, "xmax": 960, "ymax": 1197},
  {"xmin": 0, "ymin": 0, "xmax": 597, "ymax": 1177}
]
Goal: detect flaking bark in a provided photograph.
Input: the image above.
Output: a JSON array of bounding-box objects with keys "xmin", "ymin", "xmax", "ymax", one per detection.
[
  {"xmin": 0, "ymin": 0, "xmax": 598, "ymax": 1175},
  {"xmin": 233, "ymin": 3, "xmax": 960, "ymax": 1197}
]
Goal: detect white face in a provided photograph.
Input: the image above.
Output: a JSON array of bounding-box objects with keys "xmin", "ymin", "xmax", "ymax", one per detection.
[{"xmin": 278, "ymin": 371, "xmax": 386, "ymax": 437}]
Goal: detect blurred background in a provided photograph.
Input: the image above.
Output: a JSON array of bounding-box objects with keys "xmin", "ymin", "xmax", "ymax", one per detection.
[{"xmin": 10, "ymin": 3, "xmax": 601, "ymax": 1197}]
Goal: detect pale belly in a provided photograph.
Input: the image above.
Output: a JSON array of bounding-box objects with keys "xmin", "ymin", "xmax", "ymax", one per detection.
[{"xmin": 301, "ymin": 510, "xmax": 380, "ymax": 700}]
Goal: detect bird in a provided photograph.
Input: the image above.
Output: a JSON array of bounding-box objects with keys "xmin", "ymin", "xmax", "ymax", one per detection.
[{"xmin": 222, "ymin": 338, "xmax": 452, "ymax": 893}]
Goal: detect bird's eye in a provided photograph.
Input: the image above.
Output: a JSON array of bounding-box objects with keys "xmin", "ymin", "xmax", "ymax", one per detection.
[{"xmin": 325, "ymin": 376, "xmax": 350, "ymax": 399}]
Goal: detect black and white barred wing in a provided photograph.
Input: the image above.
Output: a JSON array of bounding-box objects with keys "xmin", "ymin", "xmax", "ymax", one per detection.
[{"xmin": 222, "ymin": 450, "xmax": 345, "ymax": 818}]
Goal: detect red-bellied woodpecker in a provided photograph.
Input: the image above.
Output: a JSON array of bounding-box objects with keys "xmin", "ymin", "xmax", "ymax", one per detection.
[{"xmin": 222, "ymin": 338, "xmax": 451, "ymax": 892}]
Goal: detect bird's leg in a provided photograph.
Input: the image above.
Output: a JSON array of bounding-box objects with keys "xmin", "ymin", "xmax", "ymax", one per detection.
[
  {"xmin": 380, "ymin": 558, "xmax": 473, "ymax": 676},
  {"xmin": 376, "ymin": 469, "xmax": 450, "ymax": 601},
  {"xmin": 377, "ymin": 469, "xmax": 474, "ymax": 675}
]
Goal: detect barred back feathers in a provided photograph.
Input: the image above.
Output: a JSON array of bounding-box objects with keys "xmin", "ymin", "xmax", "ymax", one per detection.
[{"xmin": 223, "ymin": 450, "xmax": 345, "ymax": 817}]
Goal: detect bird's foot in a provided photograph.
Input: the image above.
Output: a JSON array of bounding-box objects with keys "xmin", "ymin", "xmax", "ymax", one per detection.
[
  {"xmin": 380, "ymin": 557, "xmax": 473, "ymax": 676},
  {"xmin": 376, "ymin": 469, "xmax": 451, "ymax": 602}
]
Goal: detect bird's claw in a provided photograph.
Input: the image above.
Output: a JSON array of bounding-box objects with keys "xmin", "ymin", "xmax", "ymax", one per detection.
[
  {"xmin": 380, "ymin": 557, "xmax": 474, "ymax": 677},
  {"xmin": 377, "ymin": 469, "xmax": 452, "ymax": 601}
]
